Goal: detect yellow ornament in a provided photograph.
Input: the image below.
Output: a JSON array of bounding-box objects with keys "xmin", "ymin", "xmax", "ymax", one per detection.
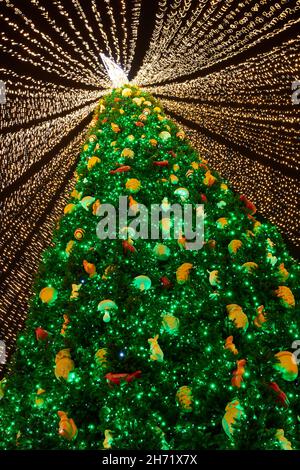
[
  {"xmin": 39, "ymin": 287, "xmax": 58, "ymax": 304},
  {"xmin": 71, "ymin": 189, "xmax": 82, "ymax": 199},
  {"xmin": 253, "ymin": 305, "xmax": 267, "ymax": 328},
  {"xmin": 102, "ymin": 264, "xmax": 116, "ymax": 280},
  {"xmin": 224, "ymin": 336, "xmax": 238, "ymax": 355},
  {"xmin": 176, "ymin": 386, "xmax": 193, "ymax": 412},
  {"xmin": 275, "ymin": 286, "xmax": 295, "ymax": 307},
  {"xmin": 216, "ymin": 217, "xmax": 228, "ymax": 228},
  {"xmin": 98, "ymin": 299, "xmax": 118, "ymax": 323},
  {"xmin": 74, "ymin": 228, "xmax": 85, "ymax": 241},
  {"xmin": 161, "ymin": 315, "xmax": 179, "ymax": 335},
  {"xmin": 222, "ymin": 399, "xmax": 243, "ymax": 438},
  {"xmin": 208, "ymin": 270, "xmax": 219, "ymax": 286},
  {"xmin": 92, "ymin": 199, "xmax": 101, "ymax": 215},
  {"xmin": 95, "ymin": 348, "xmax": 108, "ymax": 368},
  {"xmin": 153, "ymin": 243, "xmax": 170, "ymax": 260},
  {"xmin": 274, "ymin": 351, "xmax": 298, "ymax": 381},
  {"xmin": 58, "ymin": 411, "xmax": 78, "ymax": 441},
  {"xmin": 226, "ymin": 304, "xmax": 249, "ymax": 330},
  {"xmin": 125, "ymin": 178, "xmax": 141, "ymax": 193},
  {"xmin": 83, "ymin": 260, "xmax": 96, "ymax": 277},
  {"xmin": 87, "ymin": 156, "xmax": 101, "ymax": 170},
  {"xmin": 111, "ymin": 123, "xmax": 120, "ymax": 133},
  {"xmin": 83, "ymin": 144, "xmax": 89, "ymax": 151},
  {"xmin": 54, "ymin": 349, "xmax": 74, "ymax": 381},
  {"xmin": 64, "ymin": 203, "xmax": 76, "ymax": 215},
  {"xmin": 127, "ymin": 134, "xmax": 135, "ymax": 142},
  {"xmin": 35, "ymin": 388, "xmax": 46, "ymax": 407},
  {"xmin": 80, "ymin": 196, "xmax": 95, "ymax": 211},
  {"xmin": 170, "ymin": 174, "xmax": 179, "ymax": 185},
  {"xmin": 121, "ymin": 148, "xmax": 134, "ymax": 159},
  {"xmin": 176, "ymin": 263, "xmax": 193, "ymax": 284},
  {"xmin": 275, "ymin": 429, "xmax": 292, "ymax": 450},
  {"xmin": 228, "ymin": 239, "xmax": 242, "ymax": 254},
  {"xmin": 122, "ymin": 87, "xmax": 132, "ymax": 97},
  {"xmin": 70, "ymin": 283, "xmax": 81, "ymax": 300},
  {"xmin": 103, "ymin": 429, "xmax": 113, "ymax": 449},
  {"xmin": 242, "ymin": 262, "xmax": 258, "ymax": 273},
  {"xmin": 154, "ymin": 106, "xmax": 161, "ymax": 113},
  {"xmin": 149, "ymin": 138, "xmax": 157, "ymax": 146},
  {"xmin": 277, "ymin": 263, "xmax": 289, "ymax": 282},
  {"xmin": 132, "ymin": 97, "xmax": 143, "ymax": 106},
  {"xmin": 173, "ymin": 164, "xmax": 180, "ymax": 172},
  {"xmin": 0, "ymin": 378, "xmax": 6, "ymax": 400},
  {"xmin": 66, "ymin": 240, "xmax": 75, "ymax": 255},
  {"xmin": 148, "ymin": 334, "xmax": 164, "ymax": 362},
  {"xmin": 176, "ymin": 130, "xmax": 185, "ymax": 140},
  {"xmin": 220, "ymin": 183, "xmax": 228, "ymax": 191},
  {"xmin": 203, "ymin": 170, "xmax": 216, "ymax": 186},
  {"xmin": 159, "ymin": 131, "xmax": 171, "ymax": 141}
]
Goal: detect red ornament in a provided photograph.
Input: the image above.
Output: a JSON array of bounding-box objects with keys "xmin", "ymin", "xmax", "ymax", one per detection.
[
  {"xmin": 35, "ymin": 327, "xmax": 49, "ymax": 341},
  {"xmin": 167, "ymin": 151, "xmax": 176, "ymax": 158},
  {"xmin": 153, "ymin": 160, "xmax": 169, "ymax": 167},
  {"xmin": 102, "ymin": 118, "xmax": 108, "ymax": 123},
  {"xmin": 114, "ymin": 98, "xmax": 121, "ymax": 102},
  {"xmin": 110, "ymin": 165, "xmax": 131, "ymax": 175},
  {"xmin": 122, "ymin": 240, "xmax": 136, "ymax": 254},
  {"xmin": 200, "ymin": 193, "xmax": 207, "ymax": 203},
  {"xmin": 160, "ymin": 276, "xmax": 173, "ymax": 289},
  {"xmin": 105, "ymin": 370, "xmax": 142, "ymax": 385},
  {"xmin": 269, "ymin": 382, "xmax": 289, "ymax": 408},
  {"xmin": 135, "ymin": 121, "xmax": 144, "ymax": 127},
  {"xmin": 240, "ymin": 194, "xmax": 256, "ymax": 215}
]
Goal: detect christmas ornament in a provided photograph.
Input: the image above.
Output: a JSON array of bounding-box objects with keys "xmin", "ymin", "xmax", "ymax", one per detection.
[
  {"xmin": 132, "ymin": 97, "xmax": 143, "ymax": 106},
  {"xmin": 208, "ymin": 270, "xmax": 219, "ymax": 286},
  {"xmin": 174, "ymin": 187, "xmax": 189, "ymax": 202},
  {"xmin": 60, "ymin": 314, "xmax": 70, "ymax": 336},
  {"xmin": 226, "ymin": 304, "xmax": 249, "ymax": 330},
  {"xmin": 153, "ymin": 243, "xmax": 170, "ymax": 261},
  {"xmin": 64, "ymin": 203, "xmax": 76, "ymax": 214},
  {"xmin": 122, "ymin": 87, "xmax": 132, "ymax": 97},
  {"xmin": 159, "ymin": 131, "xmax": 171, "ymax": 140},
  {"xmin": 70, "ymin": 283, "xmax": 81, "ymax": 300},
  {"xmin": 103, "ymin": 430, "xmax": 113, "ymax": 449},
  {"xmin": 160, "ymin": 276, "xmax": 173, "ymax": 289},
  {"xmin": 87, "ymin": 156, "xmax": 101, "ymax": 170},
  {"xmin": 125, "ymin": 178, "xmax": 141, "ymax": 193},
  {"xmin": 161, "ymin": 315, "xmax": 179, "ymax": 335},
  {"xmin": 231, "ymin": 359, "xmax": 246, "ymax": 388},
  {"xmin": 239, "ymin": 194, "xmax": 256, "ymax": 215},
  {"xmin": 224, "ymin": 336, "xmax": 238, "ymax": 355},
  {"xmin": 273, "ymin": 351, "xmax": 298, "ymax": 381},
  {"xmin": 66, "ymin": 240, "xmax": 75, "ymax": 255},
  {"xmin": 58, "ymin": 411, "xmax": 78, "ymax": 441},
  {"xmin": 169, "ymin": 174, "xmax": 179, "ymax": 184},
  {"xmin": 176, "ymin": 386, "xmax": 193, "ymax": 412},
  {"xmin": 228, "ymin": 239, "xmax": 242, "ymax": 255},
  {"xmin": 277, "ymin": 263, "xmax": 289, "ymax": 282},
  {"xmin": 105, "ymin": 370, "xmax": 142, "ymax": 385},
  {"xmin": 121, "ymin": 148, "xmax": 134, "ymax": 159},
  {"xmin": 111, "ymin": 123, "xmax": 121, "ymax": 133},
  {"xmin": 149, "ymin": 138, "xmax": 157, "ymax": 146},
  {"xmin": 122, "ymin": 239, "xmax": 136, "ymax": 254},
  {"xmin": 80, "ymin": 196, "xmax": 95, "ymax": 211},
  {"xmin": 95, "ymin": 348, "xmax": 108, "ymax": 368},
  {"xmin": 242, "ymin": 262, "xmax": 258, "ymax": 273},
  {"xmin": 253, "ymin": 305, "xmax": 267, "ymax": 328},
  {"xmin": 0, "ymin": 378, "xmax": 6, "ymax": 400},
  {"xmin": 216, "ymin": 217, "xmax": 228, "ymax": 228},
  {"xmin": 93, "ymin": 199, "xmax": 101, "ymax": 215},
  {"xmin": 102, "ymin": 265, "xmax": 116, "ymax": 280},
  {"xmin": 110, "ymin": 165, "xmax": 131, "ymax": 174},
  {"xmin": 83, "ymin": 260, "xmax": 96, "ymax": 277},
  {"xmin": 203, "ymin": 170, "xmax": 216, "ymax": 186},
  {"xmin": 71, "ymin": 189, "xmax": 82, "ymax": 199},
  {"xmin": 35, "ymin": 388, "xmax": 46, "ymax": 407},
  {"xmin": 54, "ymin": 349, "xmax": 74, "ymax": 381},
  {"xmin": 39, "ymin": 286, "xmax": 57, "ymax": 304},
  {"xmin": 74, "ymin": 228, "xmax": 85, "ymax": 240},
  {"xmin": 176, "ymin": 263, "xmax": 193, "ymax": 284},
  {"xmin": 98, "ymin": 299, "xmax": 118, "ymax": 322},
  {"xmin": 222, "ymin": 399, "xmax": 243, "ymax": 438},
  {"xmin": 275, "ymin": 429, "xmax": 292, "ymax": 450},
  {"xmin": 35, "ymin": 327, "xmax": 48, "ymax": 341},
  {"xmin": 269, "ymin": 382, "xmax": 289, "ymax": 408},
  {"xmin": 176, "ymin": 130, "xmax": 185, "ymax": 140},
  {"xmin": 148, "ymin": 334, "xmax": 164, "ymax": 362},
  {"xmin": 274, "ymin": 286, "xmax": 295, "ymax": 307},
  {"xmin": 153, "ymin": 160, "xmax": 169, "ymax": 167},
  {"xmin": 267, "ymin": 252, "xmax": 277, "ymax": 266},
  {"xmin": 132, "ymin": 275, "xmax": 151, "ymax": 291}
]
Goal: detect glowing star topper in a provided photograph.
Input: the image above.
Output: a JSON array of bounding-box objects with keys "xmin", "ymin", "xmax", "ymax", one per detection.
[{"xmin": 100, "ymin": 53, "xmax": 129, "ymax": 88}]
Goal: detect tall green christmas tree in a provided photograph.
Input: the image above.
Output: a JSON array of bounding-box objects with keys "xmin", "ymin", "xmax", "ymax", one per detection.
[{"xmin": 0, "ymin": 84, "xmax": 299, "ymax": 450}]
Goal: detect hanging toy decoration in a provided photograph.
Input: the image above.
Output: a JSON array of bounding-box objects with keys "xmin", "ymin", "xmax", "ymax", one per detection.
[
  {"xmin": 176, "ymin": 263, "xmax": 193, "ymax": 284},
  {"xmin": 60, "ymin": 314, "xmax": 70, "ymax": 336},
  {"xmin": 121, "ymin": 148, "xmax": 134, "ymax": 159},
  {"xmin": 64, "ymin": 203, "xmax": 76, "ymax": 215},
  {"xmin": 203, "ymin": 170, "xmax": 216, "ymax": 187},
  {"xmin": 39, "ymin": 286, "xmax": 58, "ymax": 305},
  {"xmin": 224, "ymin": 336, "xmax": 238, "ymax": 355},
  {"xmin": 70, "ymin": 283, "xmax": 81, "ymax": 300},
  {"xmin": 226, "ymin": 304, "xmax": 249, "ymax": 331},
  {"xmin": 105, "ymin": 370, "xmax": 142, "ymax": 386},
  {"xmin": 277, "ymin": 263, "xmax": 289, "ymax": 282},
  {"xmin": 153, "ymin": 243, "xmax": 170, "ymax": 261},
  {"xmin": 174, "ymin": 187, "xmax": 189, "ymax": 202},
  {"xmin": 54, "ymin": 349, "xmax": 74, "ymax": 381},
  {"xmin": 275, "ymin": 429, "xmax": 292, "ymax": 450},
  {"xmin": 242, "ymin": 262, "xmax": 258, "ymax": 273},
  {"xmin": 132, "ymin": 275, "xmax": 152, "ymax": 291},
  {"xmin": 268, "ymin": 382, "xmax": 289, "ymax": 408},
  {"xmin": 35, "ymin": 388, "xmax": 46, "ymax": 407},
  {"xmin": 98, "ymin": 299, "xmax": 118, "ymax": 323},
  {"xmin": 35, "ymin": 327, "xmax": 49, "ymax": 341},
  {"xmin": 274, "ymin": 286, "xmax": 295, "ymax": 308},
  {"xmin": 87, "ymin": 156, "xmax": 101, "ymax": 170},
  {"xmin": 57, "ymin": 411, "xmax": 78, "ymax": 441},
  {"xmin": 80, "ymin": 196, "xmax": 96, "ymax": 211},
  {"xmin": 66, "ymin": 240, "xmax": 75, "ymax": 255},
  {"xmin": 273, "ymin": 351, "xmax": 298, "ymax": 381},
  {"xmin": 176, "ymin": 386, "xmax": 193, "ymax": 412},
  {"xmin": 228, "ymin": 240, "xmax": 243, "ymax": 255},
  {"xmin": 0, "ymin": 378, "xmax": 6, "ymax": 399},
  {"xmin": 160, "ymin": 276, "xmax": 173, "ymax": 289},
  {"xmin": 161, "ymin": 314, "xmax": 179, "ymax": 335},
  {"xmin": 148, "ymin": 335, "xmax": 164, "ymax": 362},
  {"xmin": 253, "ymin": 305, "xmax": 267, "ymax": 328},
  {"xmin": 95, "ymin": 348, "xmax": 109, "ymax": 369},
  {"xmin": 103, "ymin": 429, "xmax": 113, "ymax": 449},
  {"xmin": 208, "ymin": 270, "xmax": 219, "ymax": 286},
  {"xmin": 216, "ymin": 217, "xmax": 228, "ymax": 228},
  {"xmin": 125, "ymin": 178, "xmax": 141, "ymax": 193},
  {"xmin": 74, "ymin": 228, "xmax": 85, "ymax": 241},
  {"xmin": 159, "ymin": 131, "xmax": 171, "ymax": 141},
  {"xmin": 83, "ymin": 260, "xmax": 96, "ymax": 278},
  {"xmin": 222, "ymin": 399, "xmax": 244, "ymax": 438},
  {"xmin": 231, "ymin": 359, "xmax": 247, "ymax": 388}
]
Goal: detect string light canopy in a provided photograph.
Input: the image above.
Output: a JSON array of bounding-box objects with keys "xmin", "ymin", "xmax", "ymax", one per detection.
[
  {"xmin": 100, "ymin": 53, "xmax": 129, "ymax": 88},
  {"xmin": 0, "ymin": 0, "xmax": 299, "ymax": 378}
]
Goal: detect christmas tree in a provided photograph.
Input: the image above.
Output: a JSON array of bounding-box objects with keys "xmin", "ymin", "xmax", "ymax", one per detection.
[{"xmin": 0, "ymin": 84, "xmax": 299, "ymax": 450}]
